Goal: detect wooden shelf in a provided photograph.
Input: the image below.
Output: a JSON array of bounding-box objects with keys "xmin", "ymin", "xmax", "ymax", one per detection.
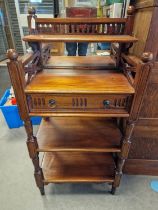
[
  {"xmin": 23, "ymin": 34, "xmax": 138, "ymax": 43},
  {"xmin": 45, "ymin": 56, "xmax": 116, "ymax": 70},
  {"xmin": 25, "ymin": 70, "xmax": 135, "ymax": 94},
  {"xmin": 37, "ymin": 117, "xmax": 122, "ymax": 153},
  {"xmin": 42, "ymin": 152, "xmax": 115, "ymax": 183}
]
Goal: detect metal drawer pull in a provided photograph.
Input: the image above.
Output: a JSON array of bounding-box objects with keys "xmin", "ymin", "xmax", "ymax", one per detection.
[
  {"xmin": 48, "ymin": 99, "xmax": 56, "ymax": 108},
  {"xmin": 103, "ymin": 100, "xmax": 110, "ymax": 108}
]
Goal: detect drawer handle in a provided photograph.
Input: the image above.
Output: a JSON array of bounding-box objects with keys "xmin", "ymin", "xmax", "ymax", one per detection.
[
  {"xmin": 48, "ymin": 99, "xmax": 56, "ymax": 108},
  {"xmin": 103, "ymin": 100, "xmax": 110, "ymax": 108}
]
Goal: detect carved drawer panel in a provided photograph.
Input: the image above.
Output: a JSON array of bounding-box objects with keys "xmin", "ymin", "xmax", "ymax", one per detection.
[{"xmin": 27, "ymin": 94, "xmax": 132, "ymax": 114}]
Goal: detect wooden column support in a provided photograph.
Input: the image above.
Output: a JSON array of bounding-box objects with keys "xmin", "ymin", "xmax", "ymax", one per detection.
[
  {"xmin": 7, "ymin": 49, "xmax": 45, "ymax": 195},
  {"xmin": 112, "ymin": 52, "xmax": 153, "ymax": 194},
  {"xmin": 125, "ymin": 6, "xmax": 135, "ymax": 35},
  {"xmin": 25, "ymin": 119, "xmax": 44, "ymax": 195}
]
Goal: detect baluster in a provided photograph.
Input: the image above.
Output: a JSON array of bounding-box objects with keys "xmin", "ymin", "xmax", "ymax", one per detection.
[
  {"xmin": 109, "ymin": 24, "xmax": 113, "ymax": 35},
  {"xmin": 76, "ymin": 24, "xmax": 80, "ymax": 34},
  {"xmin": 57, "ymin": 24, "xmax": 60, "ymax": 33},
  {"xmin": 54, "ymin": 24, "xmax": 58, "ymax": 34},
  {"xmin": 81, "ymin": 24, "xmax": 85, "ymax": 34},
  {"xmin": 125, "ymin": 6, "xmax": 135, "ymax": 35},
  {"xmin": 67, "ymin": 24, "xmax": 71, "ymax": 34},
  {"xmin": 40, "ymin": 24, "xmax": 43, "ymax": 34},
  {"xmin": 47, "ymin": 24, "xmax": 50, "ymax": 34},
  {"xmin": 59, "ymin": 24, "xmax": 61, "ymax": 34},
  {"xmin": 87, "ymin": 24, "xmax": 90, "ymax": 34},
  {"xmin": 38, "ymin": 24, "xmax": 41, "ymax": 33},
  {"xmin": 48, "ymin": 24, "xmax": 52, "ymax": 33},
  {"xmin": 107, "ymin": 23, "xmax": 110, "ymax": 34},
  {"xmin": 102, "ymin": 24, "xmax": 105, "ymax": 34},
  {"xmin": 71, "ymin": 24, "xmax": 75, "ymax": 34},
  {"xmin": 62, "ymin": 24, "xmax": 65, "ymax": 34},
  {"xmin": 51, "ymin": 24, "xmax": 54, "ymax": 33},
  {"xmin": 112, "ymin": 24, "xmax": 115, "ymax": 35},
  {"xmin": 39, "ymin": 24, "xmax": 42, "ymax": 33},
  {"xmin": 92, "ymin": 24, "xmax": 95, "ymax": 33},
  {"xmin": 117, "ymin": 23, "xmax": 121, "ymax": 35},
  {"xmin": 97, "ymin": 24, "xmax": 100, "ymax": 34},
  {"xmin": 44, "ymin": 24, "xmax": 47, "ymax": 34},
  {"xmin": 121, "ymin": 23, "xmax": 125, "ymax": 34}
]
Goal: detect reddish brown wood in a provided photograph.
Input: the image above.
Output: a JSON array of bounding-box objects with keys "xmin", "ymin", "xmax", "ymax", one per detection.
[
  {"xmin": 7, "ymin": 49, "xmax": 28, "ymax": 120},
  {"xmin": 6, "ymin": 10, "xmax": 154, "ymax": 195},
  {"xmin": 125, "ymin": 6, "xmax": 135, "ymax": 35},
  {"xmin": 45, "ymin": 56, "xmax": 116, "ymax": 69},
  {"xmin": 25, "ymin": 70, "xmax": 135, "ymax": 94},
  {"xmin": 20, "ymin": 52, "xmax": 34, "ymax": 66},
  {"xmin": 37, "ymin": 117, "xmax": 121, "ymax": 153},
  {"xmin": 42, "ymin": 152, "xmax": 115, "ymax": 184},
  {"xmin": 34, "ymin": 17, "xmax": 127, "ymax": 35},
  {"xmin": 124, "ymin": 159, "xmax": 158, "ymax": 175},
  {"xmin": 26, "ymin": 93, "xmax": 131, "ymax": 116},
  {"xmin": 36, "ymin": 17, "xmax": 127, "ymax": 24},
  {"xmin": 7, "ymin": 49, "xmax": 45, "ymax": 195},
  {"xmin": 23, "ymin": 34, "xmax": 138, "ymax": 43}
]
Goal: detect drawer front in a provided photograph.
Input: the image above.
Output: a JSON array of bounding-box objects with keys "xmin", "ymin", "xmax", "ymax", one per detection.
[{"xmin": 27, "ymin": 94, "xmax": 132, "ymax": 114}]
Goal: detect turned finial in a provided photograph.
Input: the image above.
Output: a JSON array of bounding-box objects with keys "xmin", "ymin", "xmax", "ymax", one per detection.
[
  {"xmin": 141, "ymin": 52, "xmax": 153, "ymax": 63},
  {"xmin": 7, "ymin": 49, "xmax": 18, "ymax": 61},
  {"xmin": 28, "ymin": 7, "xmax": 36, "ymax": 15},
  {"xmin": 127, "ymin": 6, "xmax": 135, "ymax": 15}
]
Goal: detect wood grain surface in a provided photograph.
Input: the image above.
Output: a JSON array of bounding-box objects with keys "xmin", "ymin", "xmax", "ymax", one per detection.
[
  {"xmin": 45, "ymin": 56, "xmax": 116, "ymax": 69},
  {"xmin": 23, "ymin": 34, "xmax": 138, "ymax": 43},
  {"xmin": 42, "ymin": 152, "xmax": 115, "ymax": 183},
  {"xmin": 37, "ymin": 117, "xmax": 122, "ymax": 152},
  {"xmin": 25, "ymin": 70, "xmax": 135, "ymax": 94}
]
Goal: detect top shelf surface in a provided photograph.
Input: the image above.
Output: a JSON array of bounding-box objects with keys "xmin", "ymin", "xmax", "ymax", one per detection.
[
  {"xmin": 23, "ymin": 34, "xmax": 138, "ymax": 43},
  {"xmin": 25, "ymin": 69, "xmax": 135, "ymax": 94}
]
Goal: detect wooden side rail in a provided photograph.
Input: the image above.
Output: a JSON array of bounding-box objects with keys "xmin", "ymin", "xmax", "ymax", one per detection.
[
  {"xmin": 35, "ymin": 18, "xmax": 126, "ymax": 35},
  {"xmin": 20, "ymin": 52, "xmax": 34, "ymax": 66},
  {"xmin": 12, "ymin": 44, "xmax": 51, "ymax": 85},
  {"xmin": 112, "ymin": 52, "xmax": 153, "ymax": 193},
  {"xmin": 27, "ymin": 6, "xmax": 135, "ymax": 36},
  {"xmin": 121, "ymin": 52, "xmax": 153, "ymax": 88}
]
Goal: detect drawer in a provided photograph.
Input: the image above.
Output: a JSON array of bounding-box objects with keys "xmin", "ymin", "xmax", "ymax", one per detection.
[{"xmin": 26, "ymin": 94, "xmax": 132, "ymax": 114}]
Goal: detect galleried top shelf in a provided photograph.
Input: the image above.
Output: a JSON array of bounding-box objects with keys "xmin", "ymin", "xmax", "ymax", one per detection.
[{"xmin": 23, "ymin": 34, "xmax": 138, "ymax": 43}]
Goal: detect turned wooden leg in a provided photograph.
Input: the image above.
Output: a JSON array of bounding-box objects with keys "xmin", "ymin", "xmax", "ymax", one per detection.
[
  {"xmin": 24, "ymin": 119, "xmax": 45, "ymax": 195},
  {"xmin": 39, "ymin": 186, "xmax": 45, "ymax": 195},
  {"xmin": 111, "ymin": 186, "xmax": 116, "ymax": 195},
  {"xmin": 113, "ymin": 120, "xmax": 135, "ymax": 192}
]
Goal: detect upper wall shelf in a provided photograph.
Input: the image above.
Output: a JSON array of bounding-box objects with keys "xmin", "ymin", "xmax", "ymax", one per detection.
[{"xmin": 23, "ymin": 34, "xmax": 138, "ymax": 43}]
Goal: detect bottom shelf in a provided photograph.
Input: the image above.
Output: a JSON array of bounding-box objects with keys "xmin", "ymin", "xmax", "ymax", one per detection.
[{"xmin": 42, "ymin": 152, "xmax": 115, "ymax": 184}]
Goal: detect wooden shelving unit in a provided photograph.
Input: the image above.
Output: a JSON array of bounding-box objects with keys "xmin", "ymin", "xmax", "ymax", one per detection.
[{"xmin": 6, "ymin": 7, "xmax": 153, "ymax": 195}]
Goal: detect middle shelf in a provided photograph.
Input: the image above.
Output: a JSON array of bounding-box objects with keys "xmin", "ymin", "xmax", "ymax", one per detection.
[{"xmin": 36, "ymin": 117, "xmax": 122, "ymax": 153}]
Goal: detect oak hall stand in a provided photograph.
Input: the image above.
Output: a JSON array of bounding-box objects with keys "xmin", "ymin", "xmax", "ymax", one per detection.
[{"xmin": 7, "ymin": 6, "xmax": 153, "ymax": 195}]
